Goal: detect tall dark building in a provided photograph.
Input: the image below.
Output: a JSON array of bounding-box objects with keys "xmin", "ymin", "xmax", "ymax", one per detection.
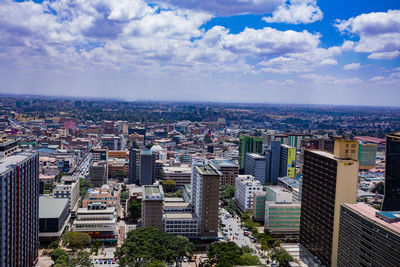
[
  {"xmin": 300, "ymin": 140, "xmax": 359, "ymax": 267},
  {"xmin": 337, "ymin": 203, "xmax": 400, "ymax": 267},
  {"xmin": 140, "ymin": 150, "xmax": 155, "ymax": 185},
  {"xmin": 0, "ymin": 152, "xmax": 39, "ymax": 267},
  {"xmin": 128, "ymin": 148, "xmax": 139, "ymax": 184},
  {"xmin": 265, "ymin": 141, "xmax": 281, "ymax": 184},
  {"xmin": 382, "ymin": 133, "xmax": 400, "ymax": 211}
]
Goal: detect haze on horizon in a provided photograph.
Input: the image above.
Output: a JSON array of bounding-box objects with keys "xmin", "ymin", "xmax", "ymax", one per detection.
[{"xmin": 0, "ymin": 0, "xmax": 399, "ymax": 106}]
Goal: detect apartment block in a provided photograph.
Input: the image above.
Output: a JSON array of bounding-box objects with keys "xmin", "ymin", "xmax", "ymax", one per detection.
[
  {"xmin": 53, "ymin": 175, "xmax": 80, "ymax": 212},
  {"xmin": 235, "ymin": 175, "xmax": 263, "ymax": 212},
  {"xmin": 300, "ymin": 140, "xmax": 359, "ymax": 267}
]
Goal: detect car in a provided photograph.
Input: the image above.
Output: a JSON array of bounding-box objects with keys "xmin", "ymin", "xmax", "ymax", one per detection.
[
  {"xmin": 108, "ymin": 259, "xmax": 112, "ymax": 264},
  {"xmin": 183, "ymin": 256, "xmax": 187, "ymax": 262},
  {"xmin": 244, "ymin": 231, "xmax": 251, "ymax": 236},
  {"xmin": 235, "ymin": 232, "xmax": 239, "ymax": 236},
  {"xmin": 95, "ymin": 260, "xmax": 99, "ymax": 264}
]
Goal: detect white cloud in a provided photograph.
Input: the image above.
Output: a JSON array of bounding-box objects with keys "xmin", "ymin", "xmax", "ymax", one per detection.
[
  {"xmin": 263, "ymin": 0, "xmax": 323, "ymax": 24},
  {"xmin": 343, "ymin": 63, "xmax": 361, "ymax": 70},
  {"xmin": 153, "ymin": 0, "xmax": 282, "ymax": 16},
  {"xmin": 336, "ymin": 9, "xmax": 400, "ymax": 59}
]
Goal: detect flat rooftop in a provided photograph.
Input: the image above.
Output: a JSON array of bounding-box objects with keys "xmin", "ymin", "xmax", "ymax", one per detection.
[
  {"xmin": 343, "ymin": 203, "xmax": 400, "ymax": 235},
  {"xmin": 164, "ymin": 213, "xmax": 195, "ymax": 220},
  {"xmin": 76, "ymin": 207, "xmax": 116, "ymax": 214},
  {"xmin": 39, "ymin": 198, "xmax": 69, "ymax": 219},
  {"xmin": 0, "ymin": 152, "xmax": 35, "ymax": 174},
  {"xmin": 163, "ymin": 166, "xmax": 191, "ymax": 173},
  {"xmin": 164, "ymin": 202, "xmax": 190, "ymax": 208},
  {"xmin": 310, "ymin": 150, "xmax": 357, "ymax": 162},
  {"xmin": 196, "ymin": 164, "xmax": 220, "ymax": 175},
  {"xmin": 164, "ymin": 197, "xmax": 184, "ymax": 202},
  {"xmin": 247, "ymin": 153, "xmax": 265, "ymax": 159},
  {"xmin": 266, "ymin": 185, "xmax": 292, "ymax": 194}
]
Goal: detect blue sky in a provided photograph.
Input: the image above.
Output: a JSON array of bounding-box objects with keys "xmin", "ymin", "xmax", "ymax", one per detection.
[{"xmin": 1, "ymin": 0, "xmax": 400, "ymax": 106}]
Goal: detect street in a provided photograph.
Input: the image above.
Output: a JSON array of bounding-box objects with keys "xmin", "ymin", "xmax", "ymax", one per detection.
[{"xmin": 219, "ymin": 208, "xmax": 266, "ymax": 265}]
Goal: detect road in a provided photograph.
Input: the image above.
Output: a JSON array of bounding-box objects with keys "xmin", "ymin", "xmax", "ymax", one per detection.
[{"xmin": 219, "ymin": 208, "xmax": 266, "ymax": 265}]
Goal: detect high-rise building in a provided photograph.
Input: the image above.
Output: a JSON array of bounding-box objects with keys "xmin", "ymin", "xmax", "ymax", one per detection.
[
  {"xmin": 287, "ymin": 133, "xmax": 313, "ymax": 150},
  {"xmin": 128, "ymin": 148, "xmax": 139, "ymax": 184},
  {"xmin": 162, "ymin": 165, "xmax": 191, "ymax": 189},
  {"xmin": 239, "ymin": 136, "xmax": 263, "ymax": 172},
  {"xmin": 89, "ymin": 161, "xmax": 108, "ymax": 186},
  {"xmin": 265, "ymin": 141, "xmax": 281, "ymax": 184},
  {"xmin": 91, "ymin": 147, "xmax": 108, "ymax": 162},
  {"xmin": 141, "ymin": 185, "xmax": 164, "ymax": 230},
  {"xmin": 300, "ymin": 140, "xmax": 359, "ymax": 267},
  {"xmin": 101, "ymin": 134, "xmax": 124, "ymax": 150},
  {"xmin": 279, "ymin": 145, "xmax": 296, "ymax": 178},
  {"xmin": 245, "ymin": 153, "xmax": 266, "ymax": 184},
  {"xmin": 357, "ymin": 142, "xmax": 377, "ymax": 170},
  {"xmin": 209, "ymin": 159, "xmax": 239, "ymax": 186},
  {"xmin": 192, "ymin": 163, "xmax": 221, "ymax": 237},
  {"xmin": 140, "ymin": 150, "xmax": 155, "ymax": 185},
  {"xmin": 235, "ymin": 175, "xmax": 263, "ymax": 211},
  {"xmin": 0, "ymin": 152, "xmax": 39, "ymax": 267},
  {"xmin": 337, "ymin": 203, "xmax": 400, "ymax": 267},
  {"xmin": 382, "ymin": 133, "xmax": 400, "ymax": 211}
]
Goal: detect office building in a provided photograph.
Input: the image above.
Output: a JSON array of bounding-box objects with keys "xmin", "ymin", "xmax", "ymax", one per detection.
[
  {"xmin": 252, "ymin": 191, "xmax": 267, "ymax": 222},
  {"xmin": 287, "ymin": 133, "xmax": 313, "ymax": 150},
  {"xmin": 358, "ymin": 142, "xmax": 377, "ymax": 170},
  {"xmin": 140, "ymin": 150, "xmax": 156, "ymax": 185},
  {"xmin": 141, "ymin": 185, "xmax": 164, "ymax": 230},
  {"xmin": 192, "ymin": 163, "xmax": 221, "ymax": 237},
  {"xmin": 101, "ymin": 134, "xmax": 124, "ymax": 151},
  {"xmin": 72, "ymin": 204, "xmax": 118, "ymax": 243},
  {"xmin": 39, "ymin": 198, "xmax": 70, "ymax": 240},
  {"xmin": 162, "ymin": 165, "xmax": 191, "ymax": 189},
  {"xmin": 53, "ymin": 175, "xmax": 80, "ymax": 212},
  {"xmin": 128, "ymin": 148, "xmax": 139, "ymax": 184},
  {"xmin": 89, "ymin": 160, "xmax": 108, "ymax": 186},
  {"xmin": 210, "ymin": 159, "xmax": 239, "ymax": 186},
  {"xmin": 235, "ymin": 175, "xmax": 263, "ymax": 212},
  {"xmin": 279, "ymin": 145, "xmax": 296, "ymax": 178},
  {"xmin": 239, "ymin": 136, "xmax": 263, "ymax": 171},
  {"xmin": 91, "ymin": 146, "xmax": 108, "ymax": 162},
  {"xmin": 338, "ymin": 203, "xmax": 400, "ymax": 267},
  {"xmin": 382, "ymin": 133, "xmax": 400, "ymax": 211},
  {"xmin": 0, "ymin": 152, "xmax": 39, "ymax": 267},
  {"xmin": 82, "ymin": 185, "xmax": 121, "ymax": 216},
  {"xmin": 245, "ymin": 153, "xmax": 266, "ymax": 184},
  {"xmin": 162, "ymin": 198, "xmax": 199, "ymax": 237},
  {"xmin": 0, "ymin": 136, "xmax": 18, "ymax": 157},
  {"xmin": 300, "ymin": 140, "xmax": 359, "ymax": 267},
  {"xmin": 278, "ymin": 176, "xmax": 302, "ymax": 201},
  {"xmin": 264, "ymin": 186, "xmax": 300, "ymax": 238},
  {"xmin": 265, "ymin": 141, "xmax": 281, "ymax": 184}
]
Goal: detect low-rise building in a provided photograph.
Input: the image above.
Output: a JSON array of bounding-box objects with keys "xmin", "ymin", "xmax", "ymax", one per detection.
[
  {"xmin": 235, "ymin": 175, "xmax": 263, "ymax": 212},
  {"xmin": 72, "ymin": 204, "xmax": 118, "ymax": 243},
  {"xmin": 39, "ymin": 198, "xmax": 70, "ymax": 240},
  {"xmin": 82, "ymin": 185, "xmax": 121, "ymax": 217},
  {"xmin": 162, "ymin": 165, "xmax": 191, "ymax": 188},
  {"xmin": 53, "ymin": 175, "xmax": 80, "ymax": 212}
]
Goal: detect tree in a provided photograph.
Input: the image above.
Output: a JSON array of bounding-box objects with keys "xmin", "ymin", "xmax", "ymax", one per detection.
[
  {"xmin": 79, "ymin": 178, "xmax": 93, "ymax": 199},
  {"xmin": 208, "ymin": 242, "xmax": 242, "ymax": 267},
  {"xmin": 61, "ymin": 232, "xmax": 91, "ymax": 250},
  {"xmin": 242, "ymin": 210, "xmax": 251, "ymax": 220},
  {"xmin": 91, "ymin": 240, "xmax": 101, "ymax": 255},
  {"xmin": 270, "ymin": 248, "xmax": 293, "ymax": 267},
  {"xmin": 120, "ymin": 191, "xmax": 129, "ymax": 204},
  {"xmin": 146, "ymin": 143, "xmax": 154, "ymax": 149},
  {"xmin": 70, "ymin": 250, "xmax": 93, "ymax": 267},
  {"xmin": 220, "ymin": 184, "xmax": 235, "ymax": 202},
  {"xmin": 128, "ymin": 199, "xmax": 141, "ymax": 222},
  {"xmin": 49, "ymin": 240, "xmax": 60, "ymax": 250},
  {"xmin": 162, "ymin": 179, "xmax": 176, "ymax": 193},
  {"xmin": 121, "ymin": 184, "xmax": 127, "ymax": 192},
  {"xmin": 115, "ymin": 227, "xmax": 194, "ymax": 266},
  {"xmin": 51, "ymin": 248, "xmax": 69, "ymax": 262},
  {"xmin": 240, "ymin": 253, "xmax": 261, "ymax": 265}
]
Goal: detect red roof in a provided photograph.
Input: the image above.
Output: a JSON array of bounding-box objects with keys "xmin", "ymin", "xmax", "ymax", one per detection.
[{"xmin": 354, "ymin": 136, "xmax": 385, "ymax": 144}]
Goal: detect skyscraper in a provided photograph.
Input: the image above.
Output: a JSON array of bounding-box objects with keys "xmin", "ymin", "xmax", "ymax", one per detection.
[
  {"xmin": 239, "ymin": 136, "xmax": 263, "ymax": 172},
  {"xmin": 300, "ymin": 140, "xmax": 359, "ymax": 267},
  {"xmin": 140, "ymin": 150, "xmax": 155, "ymax": 185},
  {"xmin": 382, "ymin": 133, "xmax": 400, "ymax": 211},
  {"xmin": 265, "ymin": 141, "xmax": 281, "ymax": 184},
  {"xmin": 0, "ymin": 152, "xmax": 39, "ymax": 267},
  {"xmin": 191, "ymin": 163, "xmax": 221, "ymax": 237},
  {"xmin": 128, "ymin": 148, "xmax": 139, "ymax": 184},
  {"xmin": 245, "ymin": 153, "xmax": 266, "ymax": 184},
  {"xmin": 280, "ymin": 144, "xmax": 296, "ymax": 178}
]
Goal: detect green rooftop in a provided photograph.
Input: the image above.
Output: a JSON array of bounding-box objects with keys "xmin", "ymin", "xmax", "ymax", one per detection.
[{"xmin": 197, "ymin": 164, "xmax": 220, "ymax": 175}]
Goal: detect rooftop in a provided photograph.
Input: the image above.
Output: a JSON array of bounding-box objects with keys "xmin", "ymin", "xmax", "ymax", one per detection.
[
  {"xmin": 196, "ymin": 164, "xmax": 221, "ymax": 175},
  {"xmin": 310, "ymin": 150, "xmax": 357, "ymax": 162},
  {"xmin": 144, "ymin": 185, "xmax": 164, "ymax": 200},
  {"xmin": 163, "ymin": 166, "xmax": 191, "ymax": 173},
  {"xmin": 0, "ymin": 152, "xmax": 35, "ymax": 174},
  {"xmin": 164, "ymin": 213, "xmax": 195, "ymax": 220},
  {"xmin": 247, "ymin": 153, "xmax": 265, "ymax": 159},
  {"xmin": 39, "ymin": 197, "xmax": 69, "ymax": 219},
  {"xmin": 343, "ymin": 203, "xmax": 400, "ymax": 235}
]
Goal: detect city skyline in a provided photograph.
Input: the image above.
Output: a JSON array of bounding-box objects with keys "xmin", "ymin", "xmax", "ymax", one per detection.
[{"xmin": 0, "ymin": 0, "xmax": 399, "ymax": 106}]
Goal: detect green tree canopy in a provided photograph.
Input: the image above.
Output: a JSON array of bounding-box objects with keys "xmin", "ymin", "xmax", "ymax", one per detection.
[
  {"xmin": 208, "ymin": 242, "xmax": 261, "ymax": 267},
  {"xmin": 220, "ymin": 184, "xmax": 235, "ymax": 201},
  {"xmin": 128, "ymin": 199, "xmax": 141, "ymax": 222},
  {"xmin": 270, "ymin": 248, "xmax": 293, "ymax": 267},
  {"xmin": 62, "ymin": 232, "xmax": 91, "ymax": 250},
  {"xmin": 162, "ymin": 179, "xmax": 177, "ymax": 193},
  {"xmin": 79, "ymin": 178, "xmax": 93, "ymax": 199},
  {"xmin": 115, "ymin": 227, "xmax": 194, "ymax": 266}
]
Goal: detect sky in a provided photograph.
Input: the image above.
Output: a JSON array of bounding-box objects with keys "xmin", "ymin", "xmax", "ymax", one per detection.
[{"xmin": 0, "ymin": 0, "xmax": 400, "ymax": 106}]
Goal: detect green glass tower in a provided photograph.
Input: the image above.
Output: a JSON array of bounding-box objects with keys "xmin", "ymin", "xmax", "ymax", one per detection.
[{"xmin": 239, "ymin": 136, "xmax": 263, "ymax": 171}]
